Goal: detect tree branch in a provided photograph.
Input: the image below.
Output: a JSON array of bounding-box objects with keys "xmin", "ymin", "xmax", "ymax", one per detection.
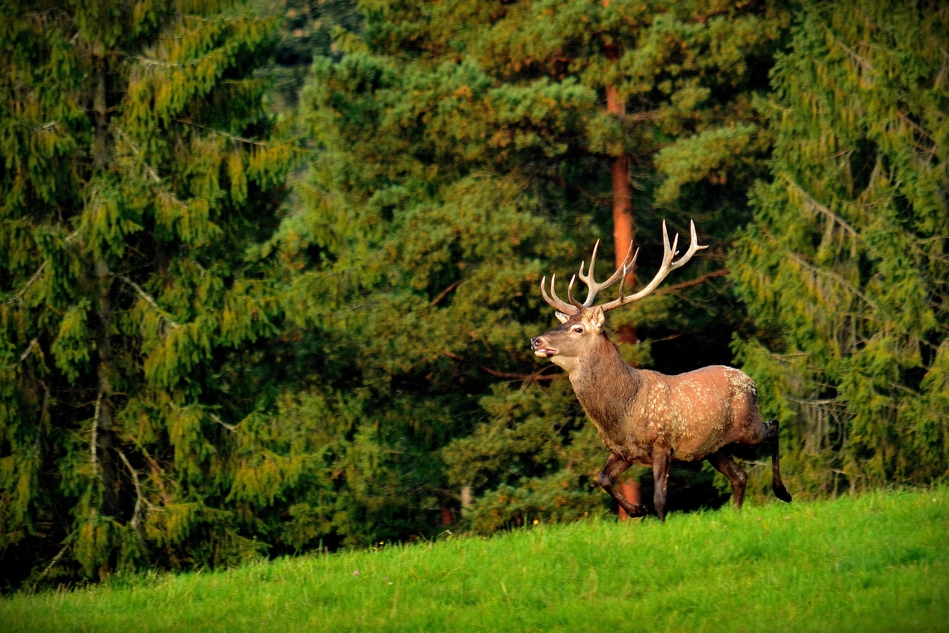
[
  {"xmin": 117, "ymin": 448, "xmax": 152, "ymax": 557},
  {"xmin": 832, "ymin": 35, "xmax": 874, "ymax": 77},
  {"xmin": 116, "ymin": 130, "xmax": 188, "ymax": 210},
  {"xmin": 143, "ymin": 452, "xmax": 171, "ymax": 505},
  {"xmin": 785, "ymin": 251, "xmax": 877, "ymax": 309},
  {"xmin": 15, "ymin": 338, "xmax": 40, "ymax": 366},
  {"xmin": 428, "ymin": 281, "xmax": 461, "ymax": 308},
  {"xmin": 133, "ymin": 47, "xmax": 221, "ymax": 68},
  {"xmin": 91, "ymin": 391, "xmax": 102, "ymax": 475},
  {"xmin": 627, "ymin": 109, "xmax": 663, "ymax": 122},
  {"xmin": 6, "ymin": 262, "xmax": 47, "ymax": 304},
  {"xmin": 176, "ymin": 118, "xmax": 269, "ymax": 146},
  {"xmin": 785, "ymin": 176, "xmax": 860, "ymax": 240},
  {"xmin": 32, "ymin": 541, "xmax": 71, "ymax": 589},
  {"xmin": 442, "ymin": 351, "xmax": 561, "ymax": 383},
  {"xmin": 6, "ymin": 229, "xmax": 80, "ymax": 306},
  {"xmin": 479, "ymin": 365, "xmax": 561, "ymax": 383},
  {"xmin": 209, "ymin": 412, "xmax": 236, "ymax": 432},
  {"xmin": 117, "ymin": 275, "xmax": 181, "ymax": 328},
  {"xmin": 655, "ymin": 268, "xmax": 729, "ymax": 295}
]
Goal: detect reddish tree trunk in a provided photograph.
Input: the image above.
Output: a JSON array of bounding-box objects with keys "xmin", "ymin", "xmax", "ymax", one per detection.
[
  {"xmin": 617, "ymin": 479, "xmax": 641, "ymax": 521},
  {"xmin": 605, "ymin": 49, "xmax": 638, "ymax": 346}
]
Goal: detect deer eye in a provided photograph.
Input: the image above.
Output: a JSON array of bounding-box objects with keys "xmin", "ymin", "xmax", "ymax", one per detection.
[{"xmin": 571, "ymin": 326, "xmax": 584, "ymax": 334}]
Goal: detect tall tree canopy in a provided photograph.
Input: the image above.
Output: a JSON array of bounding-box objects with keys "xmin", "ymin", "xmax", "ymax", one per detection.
[
  {"xmin": 252, "ymin": 0, "xmax": 793, "ymax": 545},
  {"xmin": 0, "ymin": 0, "xmax": 294, "ymax": 587},
  {"xmin": 731, "ymin": 0, "xmax": 949, "ymax": 495},
  {"xmin": 12, "ymin": 0, "xmax": 946, "ymax": 593}
]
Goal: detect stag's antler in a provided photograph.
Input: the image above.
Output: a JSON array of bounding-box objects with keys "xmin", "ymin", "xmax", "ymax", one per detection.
[{"xmin": 539, "ymin": 220, "xmax": 707, "ymax": 315}]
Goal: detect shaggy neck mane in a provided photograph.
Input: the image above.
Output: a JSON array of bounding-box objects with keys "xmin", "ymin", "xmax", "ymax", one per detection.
[{"xmin": 568, "ymin": 333, "xmax": 643, "ymax": 430}]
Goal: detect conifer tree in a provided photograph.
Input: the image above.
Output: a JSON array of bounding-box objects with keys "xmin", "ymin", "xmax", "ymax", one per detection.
[
  {"xmin": 0, "ymin": 0, "xmax": 294, "ymax": 587},
  {"xmin": 731, "ymin": 0, "xmax": 949, "ymax": 495},
  {"xmin": 259, "ymin": 0, "xmax": 792, "ymax": 542}
]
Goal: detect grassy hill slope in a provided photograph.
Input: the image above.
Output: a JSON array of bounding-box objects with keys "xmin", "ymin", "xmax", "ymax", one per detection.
[{"xmin": 2, "ymin": 488, "xmax": 947, "ymax": 632}]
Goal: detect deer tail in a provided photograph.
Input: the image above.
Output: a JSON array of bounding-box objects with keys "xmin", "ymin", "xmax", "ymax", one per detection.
[{"xmin": 767, "ymin": 419, "xmax": 792, "ymax": 503}]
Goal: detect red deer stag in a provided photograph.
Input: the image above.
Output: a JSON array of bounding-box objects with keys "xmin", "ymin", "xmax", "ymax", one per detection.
[{"xmin": 530, "ymin": 221, "xmax": 791, "ymax": 521}]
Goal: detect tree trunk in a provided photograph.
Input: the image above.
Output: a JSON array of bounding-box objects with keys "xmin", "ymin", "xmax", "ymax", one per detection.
[
  {"xmin": 617, "ymin": 478, "xmax": 641, "ymax": 521},
  {"xmin": 605, "ymin": 45, "xmax": 638, "ymax": 346},
  {"xmin": 92, "ymin": 53, "xmax": 121, "ymax": 527},
  {"xmin": 94, "ymin": 264, "xmax": 120, "ymax": 521}
]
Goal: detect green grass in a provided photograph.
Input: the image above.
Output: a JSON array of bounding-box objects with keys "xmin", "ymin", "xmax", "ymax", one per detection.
[{"xmin": 2, "ymin": 488, "xmax": 947, "ymax": 632}]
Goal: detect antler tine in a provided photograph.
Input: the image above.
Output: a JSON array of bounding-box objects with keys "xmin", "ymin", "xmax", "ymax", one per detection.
[
  {"xmin": 577, "ymin": 239, "xmax": 599, "ymax": 306},
  {"xmin": 670, "ymin": 220, "xmax": 708, "ymax": 270},
  {"xmin": 616, "ymin": 263, "xmax": 627, "ymax": 303},
  {"xmin": 540, "ymin": 274, "xmax": 577, "ymax": 315},
  {"xmin": 566, "ymin": 274, "xmax": 585, "ymax": 310},
  {"xmin": 598, "ymin": 219, "xmax": 707, "ymax": 313},
  {"xmin": 577, "ymin": 238, "xmax": 637, "ymax": 308},
  {"xmin": 538, "ymin": 220, "xmax": 705, "ymax": 317}
]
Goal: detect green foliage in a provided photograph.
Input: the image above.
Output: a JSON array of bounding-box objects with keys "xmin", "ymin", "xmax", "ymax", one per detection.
[
  {"xmin": 2, "ymin": 488, "xmax": 947, "ymax": 631},
  {"xmin": 0, "ymin": 0, "xmax": 296, "ymax": 589},
  {"xmin": 255, "ymin": 0, "xmax": 364, "ymax": 114},
  {"xmin": 730, "ymin": 0, "xmax": 949, "ymax": 496},
  {"xmin": 244, "ymin": 0, "xmax": 794, "ymax": 552},
  {"xmin": 10, "ymin": 0, "xmax": 947, "ymax": 595}
]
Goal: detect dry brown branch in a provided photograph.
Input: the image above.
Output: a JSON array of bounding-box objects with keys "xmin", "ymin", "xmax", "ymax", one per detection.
[
  {"xmin": 442, "ymin": 351, "xmax": 561, "ymax": 384},
  {"xmin": 479, "ymin": 365, "xmax": 561, "ymax": 383},
  {"xmin": 428, "ymin": 281, "xmax": 462, "ymax": 308},
  {"xmin": 654, "ymin": 268, "xmax": 729, "ymax": 295}
]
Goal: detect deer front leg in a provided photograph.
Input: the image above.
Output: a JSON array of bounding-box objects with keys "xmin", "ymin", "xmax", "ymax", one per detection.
[
  {"xmin": 652, "ymin": 445, "xmax": 672, "ymax": 522},
  {"xmin": 597, "ymin": 452, "xmax": 652, "ymax": 518}
]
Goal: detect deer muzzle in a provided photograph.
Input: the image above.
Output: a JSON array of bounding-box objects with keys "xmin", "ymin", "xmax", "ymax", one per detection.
[{"xmin": 530, "ymin": 336, "xmax": 558, "ymax": 358}]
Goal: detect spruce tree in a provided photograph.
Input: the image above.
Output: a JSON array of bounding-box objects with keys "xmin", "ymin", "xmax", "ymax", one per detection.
[
  {"xmin": 731, "ymin": 0, "xmax": 949, "ymax": 495},
  {"xmin": 0, "ymin": 0, "xmax": 294, "ymax": 587}
]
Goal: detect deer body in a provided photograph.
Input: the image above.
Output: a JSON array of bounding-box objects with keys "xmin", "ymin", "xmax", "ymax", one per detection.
[
  {"xmin": 572, "ymin": 358, "xmax": 763, "ymax": 465},
  {"xmin": 532, "ymin": 222, "xmax": 791, "ymax": 520}
]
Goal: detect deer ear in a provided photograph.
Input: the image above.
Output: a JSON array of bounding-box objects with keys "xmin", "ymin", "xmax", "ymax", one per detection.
[
  {"xmin": 588, "ymin": 306, "xmax": 606, "ymax": 329},
  {"xmin": 554, "ymin": 311, "xmax": 570, "ymax": 324}
]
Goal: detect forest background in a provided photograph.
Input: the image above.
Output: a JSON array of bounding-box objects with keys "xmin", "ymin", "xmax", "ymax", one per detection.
[{"xmin": 1, "ymin": 0, "xmax": 946, "ymax": 591}]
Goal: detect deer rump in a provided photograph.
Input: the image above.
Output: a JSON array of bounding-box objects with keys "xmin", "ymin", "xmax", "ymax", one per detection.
[{"xmin": 531, "ymin": 221, "xmax": 791, "ymax": 521}]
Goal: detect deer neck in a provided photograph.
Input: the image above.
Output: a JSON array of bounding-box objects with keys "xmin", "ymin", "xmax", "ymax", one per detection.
[{"xmin": 566, "ymin": 334, "xmax": 642, "ymax": 432}]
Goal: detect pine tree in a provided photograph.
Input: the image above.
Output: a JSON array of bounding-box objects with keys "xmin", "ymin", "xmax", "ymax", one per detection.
[
  {"xmin": 730, "ymin": 0, "xmax": 949, "ymax": 495},
  {"xmin": 256, "ymin": 0, "xmax": 792, "ymax": 543},
  {"xmin": 418, "ymin": 0, "xmax": 791, "ymax": 525},
  {"xmin": 0, "ymin": 0, "xmax": 294, "ymax": 588}
]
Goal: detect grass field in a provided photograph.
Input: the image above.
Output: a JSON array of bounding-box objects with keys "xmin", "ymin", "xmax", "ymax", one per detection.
[{"xmin": 2, "ymin": 487, "xmax": 947, "ymax": 632}]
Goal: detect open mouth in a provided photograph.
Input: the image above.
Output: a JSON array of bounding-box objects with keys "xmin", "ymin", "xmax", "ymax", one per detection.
[{"xmin": 533, "ymin": 347, "xmax": 558, "ymax": 358}]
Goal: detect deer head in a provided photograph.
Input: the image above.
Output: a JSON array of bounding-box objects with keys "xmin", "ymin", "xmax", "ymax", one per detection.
[{"xmin": 530, "ymin": 220, "xmax": 706, "ymax": 370}]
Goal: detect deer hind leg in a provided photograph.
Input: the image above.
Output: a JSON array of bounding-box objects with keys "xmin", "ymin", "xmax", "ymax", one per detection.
[
  {"xmin": 766, "ymin": 420, "xmax": 792, "ymax": 503},
  {"xmin": 652, "ymin": 446, "xmax": 673, "ymax": 522},
  {"xmin": 708, "ymin": 450, "xmax": 748, "ymax": 510},
  {"xmin": 597, "ymin": 452, "xmax": 652, "ymax": 518}
]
